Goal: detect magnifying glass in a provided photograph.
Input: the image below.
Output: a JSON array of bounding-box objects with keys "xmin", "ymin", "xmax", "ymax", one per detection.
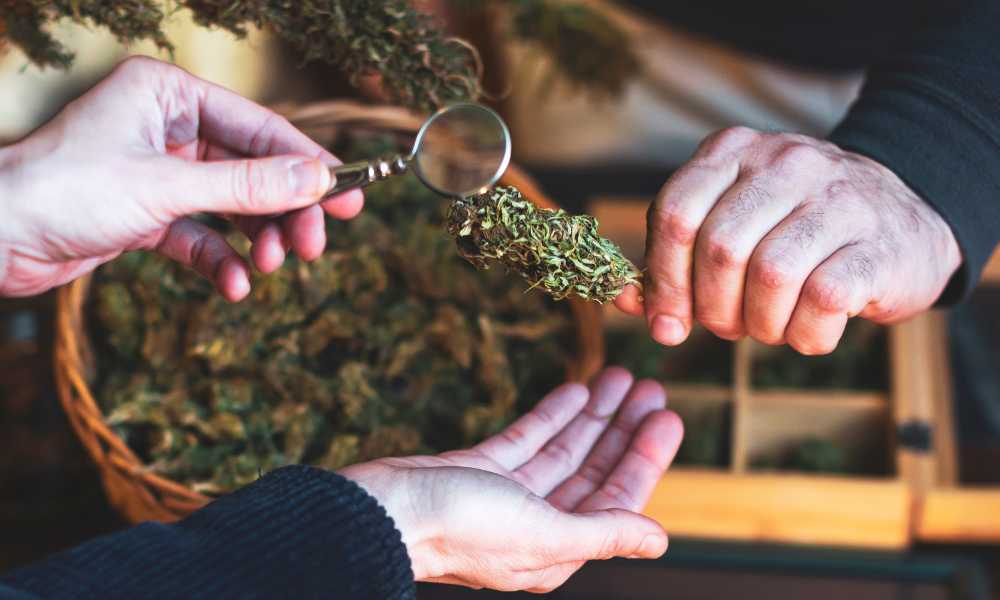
[{"xmin": 323, "ymin": 102, "xmax": 512, "ymax": 199}]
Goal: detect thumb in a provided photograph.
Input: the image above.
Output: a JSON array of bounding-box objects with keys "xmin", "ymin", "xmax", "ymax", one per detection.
[
  {"xmin": 551, "ymin": 509, "xmax": 668, "ymax": 562},
  {"xmin": 166, "ymin": 154, "xmax": 331, "ymax": 216},
  {"xmin": 613, "ymin": 283, "xmax": 645, "ymax": 317}
]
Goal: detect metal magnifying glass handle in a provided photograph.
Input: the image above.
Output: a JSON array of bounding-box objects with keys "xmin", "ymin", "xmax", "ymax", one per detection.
[{"xmin": 324, "ymin": 155, "xmax": 410, "ymax": 198}]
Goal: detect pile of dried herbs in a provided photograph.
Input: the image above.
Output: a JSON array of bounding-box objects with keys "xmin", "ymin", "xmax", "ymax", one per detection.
[
  {"xmin": 91, "ymin": 139, "xmax": 573, "ymax": 495},
  {"xmin": 447, "ymin": 186, "xmax": 640, "ymax": 303}
]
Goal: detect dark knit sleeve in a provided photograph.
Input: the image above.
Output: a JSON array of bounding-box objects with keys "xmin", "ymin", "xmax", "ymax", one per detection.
[
  {"xmin": 0, "ymin": 465, "xmax": 415, "ymax": 599},
  {"xmin": 828, "ymin": 0, "xmax": 1000, "ymax": 304}
]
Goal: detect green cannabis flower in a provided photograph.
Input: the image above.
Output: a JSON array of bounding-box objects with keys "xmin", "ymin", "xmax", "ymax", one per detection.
[{"xmin": 447, "ymin": 186, "xmax": 640, "ymax": 304}]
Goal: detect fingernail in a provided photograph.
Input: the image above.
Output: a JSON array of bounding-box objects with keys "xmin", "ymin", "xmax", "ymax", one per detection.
[
  {"xmin": 651, "ymin": 315, "xmax": 685, "ymax": 345},
  {"xmin": 638, "ymin": 534, "xmax": 668, "ymax": 557},
  {"xmin": 291, "ymin": 159, "xmax": 329, "ymax": 199},
  {"xmin": 219, "ymin": 257, "xmax": 250, "ymax": 302}
]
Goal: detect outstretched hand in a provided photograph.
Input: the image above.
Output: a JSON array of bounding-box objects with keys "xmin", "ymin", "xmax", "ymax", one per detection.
[
  {"xmin": 340, "ymin": 367, "xmax": 682, "ymax": 593},
  {"xmin": 0, "ymin": 56, "xmax": 363, "ymax": 300}
]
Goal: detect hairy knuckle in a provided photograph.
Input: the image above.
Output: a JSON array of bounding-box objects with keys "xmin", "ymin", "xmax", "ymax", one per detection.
[
  {"xmin": 824, "ymin": 179, "xmax": 856, "ymax": 203},
  {"xmin": 717, "ymin": 125, "xmax": 759, "ymax": 146},
  {"xmin": 803, "ymin": 274, "xmax": 851, "ymax": 313},
  {"xmin": 703, "ymin": 234, "xmax": 745, "ymax": 270},
  {"xmin": 651, "ymin": 204, "xmax": 699, "ymax": 246},
  {"xmin": 848, "ymin": 250, "xmax": 878, "ymax": 283},
  {"xmin": 772, "ymin": 143, "xmax": 826, "ymax": 173},
  {"xmin": 751, "ymin": 258, "xmax": 793, "ymax": 291},
  {"xmin": 700, "ymin": 126, "xmax": 758, "ymax": 157}
]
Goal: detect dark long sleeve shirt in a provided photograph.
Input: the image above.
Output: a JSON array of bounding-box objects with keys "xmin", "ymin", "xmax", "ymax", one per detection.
[
  {"xmin": 0, "ymin": 466, "xmax": 415, "ymax": 599},
  {"xmin": 625, "ymin": 0, "xmax": 1000, "ymax": 302}
]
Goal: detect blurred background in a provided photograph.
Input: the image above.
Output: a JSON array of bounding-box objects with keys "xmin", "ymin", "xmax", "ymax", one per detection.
[{"xmin": 2, "ymin": 1, "xmax": 999, "ymax": 598}]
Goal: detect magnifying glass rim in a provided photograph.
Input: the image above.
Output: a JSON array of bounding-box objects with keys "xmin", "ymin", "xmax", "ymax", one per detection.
[{"xmin": 411, "ymin": 102, "xmax": 512, "ymax": 198}]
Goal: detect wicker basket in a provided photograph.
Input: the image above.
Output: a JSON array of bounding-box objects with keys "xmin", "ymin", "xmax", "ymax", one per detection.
[{"xmin": 53, "ymin": 101, "xmax": 607, "ymax": 524}]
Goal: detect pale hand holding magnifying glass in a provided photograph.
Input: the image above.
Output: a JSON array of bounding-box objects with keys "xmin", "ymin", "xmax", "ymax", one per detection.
[{"xmin": 324, "ymin": 102, "xmax": 513, "ymax": 199}]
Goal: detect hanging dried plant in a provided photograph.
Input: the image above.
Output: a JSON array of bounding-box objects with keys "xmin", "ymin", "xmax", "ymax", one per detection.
[
  {"xmin": 0, "ymin": 0, "xmax": 482, "ymax": 112},
  {"xmin": 449, "ymin": 0, "xmax": 640, "ymax": 98}
]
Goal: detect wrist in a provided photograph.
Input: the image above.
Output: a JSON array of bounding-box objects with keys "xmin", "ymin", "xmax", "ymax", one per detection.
[{"xmin": 338, "ymin": 463, "xmax": 442, "ymax": 580}]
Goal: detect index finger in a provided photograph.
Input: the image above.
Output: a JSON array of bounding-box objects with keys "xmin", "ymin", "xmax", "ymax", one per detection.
[
  {"xmin": 644, "ymin": 160, "xmax": 738, "ymax": 345},
  {"xmin": 194, "ymin": 76, "xmax": 364, "ymax": 218},
  {"xmin": 196, "ymin": 81, "xmax": 331, "ymax": 161}
]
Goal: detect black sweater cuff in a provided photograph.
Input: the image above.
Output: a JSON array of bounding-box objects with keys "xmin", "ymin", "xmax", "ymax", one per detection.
[
  {"xmin": 828, "ymin": 0, "xmax": 1000, "ymax": 305},
  {"xmin": 1, "ymin": 465, "xmax": 415, "ymax": 599},
  {"xmin": 829, "ymin": 88, "xmax": 997, "ymax": 305}
]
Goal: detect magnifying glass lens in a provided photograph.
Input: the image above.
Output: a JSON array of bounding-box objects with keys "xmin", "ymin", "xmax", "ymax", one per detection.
[{"xmin": 415, "ymin": 105, "xmax": 509, "ymax": 197}]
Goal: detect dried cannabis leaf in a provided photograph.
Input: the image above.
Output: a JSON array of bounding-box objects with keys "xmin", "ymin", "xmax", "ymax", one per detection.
[{"xmin": 447, "ymin": 186, "xmax": 640, "ymax": 303}]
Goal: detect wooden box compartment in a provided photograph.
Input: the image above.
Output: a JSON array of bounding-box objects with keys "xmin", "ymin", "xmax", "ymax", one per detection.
[{"xmin": 741, "ymin": 390, "xmax": 891, "ymax": 477}]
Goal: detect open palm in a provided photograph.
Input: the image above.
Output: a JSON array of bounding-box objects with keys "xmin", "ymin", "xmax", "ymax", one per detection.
[{"xmin": 340, "ymin": 367, "xmax": 683, "ymax": 593}]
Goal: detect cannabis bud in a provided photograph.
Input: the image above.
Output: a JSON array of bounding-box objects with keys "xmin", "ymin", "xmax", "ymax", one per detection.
[{"xmin": 447, "ymin": 186, "xmax": 640, "ymax": 304}]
